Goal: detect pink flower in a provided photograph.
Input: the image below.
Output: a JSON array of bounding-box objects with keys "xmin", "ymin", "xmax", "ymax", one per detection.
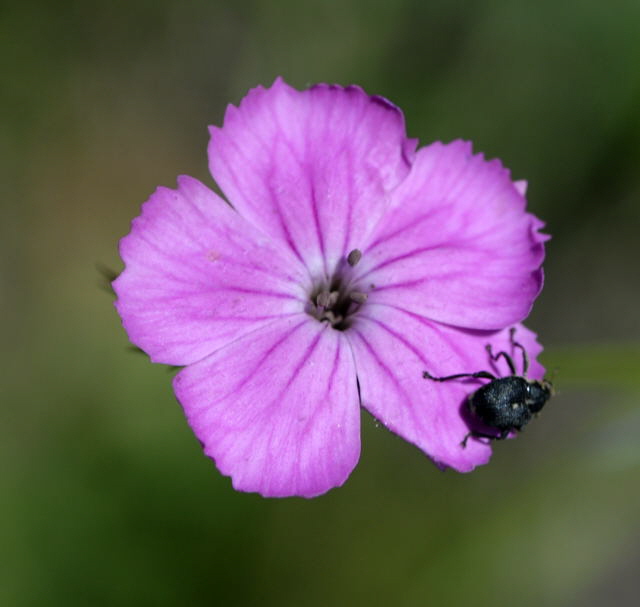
[{"xmin": 114, "ymin": 78, "xmax": 547, "ymax": 497}]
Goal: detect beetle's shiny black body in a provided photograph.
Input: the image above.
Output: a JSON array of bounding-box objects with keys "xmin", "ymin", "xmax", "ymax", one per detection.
[
  {"xmin": 423, "ymin": 328, "xmax": 553, "ymax": 447},
  {"xmin": 469, "ymin": 376, "xmax": 552, "ymax": 440}
]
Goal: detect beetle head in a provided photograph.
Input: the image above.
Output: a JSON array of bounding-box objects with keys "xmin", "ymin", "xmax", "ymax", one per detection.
[{"xmin": 526, "ymin": 379, "xmax": 553, "ymax": 413}]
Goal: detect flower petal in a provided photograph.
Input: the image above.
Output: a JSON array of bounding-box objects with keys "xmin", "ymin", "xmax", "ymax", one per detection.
[
  {"xmin": 173, "ymin": 316, "xmax": 361, "ymax": 498},
  {"xmin": 348, "ymin": 305, "xmax": 545, "ymax": 470},
  {"xmin": 209, "ymin": 78, "xmax": 414, "ymax": 276},
  {"xmin": 359, "ymin": 141, "xmax": 547, "ymax": 330},
  {"xmin": 114, "ymin": 175, "xmax": 308, "ymax": 366}
]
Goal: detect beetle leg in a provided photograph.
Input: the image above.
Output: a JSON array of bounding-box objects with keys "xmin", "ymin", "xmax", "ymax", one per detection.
[
  {"xmin": 486, "ymin": 343, "xmax": 517, "ymax": 375},
  {"xmin": 423, "ymin": 370, "xmax": 496, "ymax": 382},
  {"xmin": 460, "ymin": 430, "xmax": 507, "ymax": 448},
  {"xmin": 509, "ymin": 327, "xmax": 530, "ymax": 376},
  {"xmin": 460, "ymin": 432, "xmax": 493, "ymax": 448}
]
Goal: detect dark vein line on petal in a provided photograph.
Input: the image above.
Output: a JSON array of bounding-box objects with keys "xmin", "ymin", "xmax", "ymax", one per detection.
[
  {"xmin": 364, "ymin": 205, "xmax": 442, "ymax": 252},
  {"xmin": 203, "ymin": 259, "xmax": 306, "ymax": 293},
  {"xmin": 357, "ymin": 314, "xmax": 464, "ymax": 448},
  {"xmin": 356, "ymin": 244, "xmax": 444, "ymax": 281},
  {"xmin": 283, "ymin": 330, "xmax": 323, "ymax": 394},
  {"xmin": 261, "ymin": 328, "xmax": 325, "ymax": 490},
  {"xmin": 367, "ymin": 277, "xmax": 427, "ymax": 292},
  {"xmin": 145, "ymin": 285, "xmax": 300, "ymax": 303},
  {"xmin": 352, "ymin": 326, "xmax": 427, "ymax": 437},
  {"xmin": 292, "ymin": 333, "xmax": 340, "ymax": 484},
  {"xmin": 220, "ymin": 285, "xmax": 301, "ymax": 300},
  {"xmin": 363, "ymin": 304, "xmax": 490, "ymax": 374},
  {"xmin": 220, "ymin": 319, "xmax": 310, "ymax": 405},
  {"xmin": 309, "ymin": 181, "xmax": 327, "ymax": 276},
  {"xmin": 265, "ymin": 176, "xmax": 309, "ymax": 270},
  {"xmin": 343, "ymin": 148, "xmax": 355, "ymax": 255},
  {"xmin": 359, "ymin": 312, "xmax": 428, "ymax": 366},
  {"xmin": 218, "ymin": 132, "xmax": 310, "ymax": 273},
  {"xmin": 263, "ymin": 96, "xmax": 312, "ymax": 271},
  {"xmin": 303, "ymin": 98, "xmax": 328, "ymax": 277},
  {"xmin": 386, "ymin": 306, "xmax": 484, "ymax": 367},
  {"xmin": 323, "ymin": 335, "xmax": 342, "ymax": 405}
]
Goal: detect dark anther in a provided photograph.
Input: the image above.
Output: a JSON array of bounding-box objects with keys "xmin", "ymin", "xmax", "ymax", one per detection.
[
  {"xmin": 347, "ymin": 249, "xmax": 362, "ymax": 267},
  {"xmin": 307, "ymin": 271, "xmax": 368, "ymax": 331}
]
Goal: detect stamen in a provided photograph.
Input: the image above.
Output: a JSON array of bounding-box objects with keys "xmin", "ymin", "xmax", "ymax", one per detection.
[
  {"xmin": 322, "ymin": 311, "xmax": 343, "ymax": 325},
  {"xmin": 308, "ymin": 265, "xmax": 368, "ymax": 331},
  {"xmin": 316, "ymin": 291, "xmax": 331, "ymax": 308},
  {"xmin": 347, "ymin": 249, "xmax": 362, "ymax": 267},
  {"xmin": 349, "ymin": 291, "xmax": 367, "ymax": 304}
]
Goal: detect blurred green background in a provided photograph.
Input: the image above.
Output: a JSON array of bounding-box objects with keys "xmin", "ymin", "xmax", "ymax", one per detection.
[{"xmin": 2, "ymin": 1, "xmax": 640, "ymax": 605}]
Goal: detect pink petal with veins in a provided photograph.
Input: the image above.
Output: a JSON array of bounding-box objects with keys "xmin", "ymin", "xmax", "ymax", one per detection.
[
  {"xmin": 209, "ymin": 78, "xmax": 415, "ymax": 276},
  {"xmin": 174, "ymin": 316, "xmax": 360, "ymax": 497},
  {"xmin": 114, "ymin": 175, "xmax": 307, "ymax": 366},
  {"xmin": 360, "ymin": 141, "xmax": 546, "ymax": 330}
]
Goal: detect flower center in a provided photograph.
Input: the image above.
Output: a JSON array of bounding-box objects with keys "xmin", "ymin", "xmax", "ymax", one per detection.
[{"xmin": 307, "ymin": 249, "xmax": 368, "ymax": 331}]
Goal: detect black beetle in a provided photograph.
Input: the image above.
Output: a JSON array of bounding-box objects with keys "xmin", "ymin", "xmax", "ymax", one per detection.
[{"xmin": 423, "ymin": 328, "xmax": 553, "ymax": 447}]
